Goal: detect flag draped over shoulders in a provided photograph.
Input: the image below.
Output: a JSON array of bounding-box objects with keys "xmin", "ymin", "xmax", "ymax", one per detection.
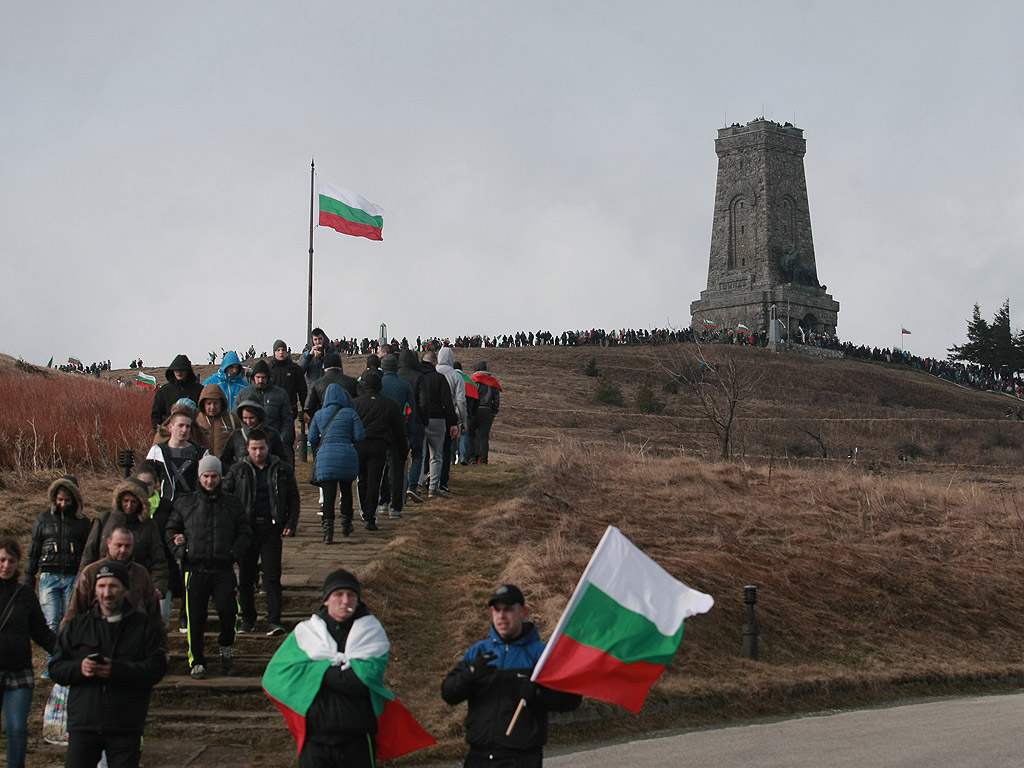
[
  {"xmin": 262, "ymin": 613, "xmax": 435, "ymax": 759},
  {"xmin": 532, "ymin": 526, "xmax": 714, "ymax": 714}
]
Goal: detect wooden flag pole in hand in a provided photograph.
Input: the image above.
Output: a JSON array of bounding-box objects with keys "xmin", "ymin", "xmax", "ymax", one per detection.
[{"xmin": 505, "ymin": 698, "xmax": 527, "ymax": 736}]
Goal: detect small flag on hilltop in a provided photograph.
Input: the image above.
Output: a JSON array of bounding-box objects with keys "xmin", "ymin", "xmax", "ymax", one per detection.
[
  {"xmin": 736, "ymin": 324, "xmax": 750, "ymax": 334},
  {"xmin": 46, "ymin": 356, "xmax": 53, "ymax": 368},
  {"xmin": 531, "ymin": 526, "xmax": 714, "ymax": 714},
  {"xmin": 137, "ymin": 373, "xmax": 158, "ymax": 390},
  {"xmin": 263, "ymin": 613, "xmax": 434, "ymax": 759},
  {"xmin": 902, "ymin": 327, "xmax": 912, "ymax": 335},
  {"xmin": 318, "ymin": 180, "xmax": 384, "ymax": 241},
  {"xmin": 702, "ymin": 319, "xmax": 716, "ymax": 330},
  {"xmin": 68, "ymin": 356, "xmax": 81, "ymax": 366}
]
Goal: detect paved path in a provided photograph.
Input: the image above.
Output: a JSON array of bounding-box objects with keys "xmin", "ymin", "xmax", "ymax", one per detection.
[{"xmin": 542, "ymin": 692, "xmax": 1024, "ymax": 768}]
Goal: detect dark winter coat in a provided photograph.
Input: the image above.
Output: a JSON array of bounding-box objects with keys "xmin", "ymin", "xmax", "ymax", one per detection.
[
  {"xmin": 270, "ymin": 356, "xmax": 308, "ymax": 418},
  {"xmin": 397, "ymin": 349, "xmax": 429, "ymax": 426},
  {"xmin": 222, "ymin": 456, "xmax": 301, "ymax": 533},
  {"xmin": 0, "ymin": 576, "xmax": 56, "ymax": 670},
  {"xmin": 24, "ymin": 477, "xmax": 92, "ymax": 583},
  {"xmin": 305, "ymin": 368, "xmax": 359, "ymax": 418},
  {"xmin": 219, "ymin": 399, "xmax": 289, "ymax": 470},
  {"xmin": 237, "ymin": 381, "xmax": 295, "ymax": 446},
  {"xmin": 49, "ymin": 603, "xmax": 167, "ymax": 735},
  {"xmin": 80, "ymin": 481, "xmax": 170, "ymax": 596},
  {"xmin": 421, "ymin": 360, "xmax": 458, "ymax": 427},
  {"xmin": 381, "ymin": 370, "xmax": 416, "ymax": 433},
  {"xmin": 441, "ymin": 622, "xmax": 580, "ymax": 755},
  {"xmin": 308, "ymin": 385, "xmax": 365, "ymax": 484},
  {"xmin": 150, "ymin": 354, "xmax": 203, "ymax": 429},
  {"xmin": 304, "ymin": 604, "xmax": 378, "ymax": 744},
  {"xmin": 353, "ymin": 392, "xmax": 409, "ymax": 455},
  {"xmin": 165, "ymin": 486, "xmax": 251, "ymax": 572}
]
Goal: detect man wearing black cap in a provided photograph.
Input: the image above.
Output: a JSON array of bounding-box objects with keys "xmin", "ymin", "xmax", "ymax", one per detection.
[
  {"xmin": 442, "ymin": 585, "xmax": 581, "ymax": 767},
  {"xmin": 304, "ymin": 352, "xmax": 359, "ymax": 424},
  {"xmin": 239, "ymin": 359, "xmax": 295, "ymax": 466},
  {"xmin": 50, "ymin": 561, "xmax": 167, "ymax": 768},
  {"xmin": 269, "ymin": 340, "xmax": 307, "ymax": 449},
  {"xmin": 150, "ymin": 354, "xmax": 203, "ymax": 430}
]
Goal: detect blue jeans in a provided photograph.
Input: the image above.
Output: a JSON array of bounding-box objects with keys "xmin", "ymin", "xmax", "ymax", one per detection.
[
  {"xmin": 2, "ymin": 684, "xmax": 33, "ymax": 768},
  {"xmin": 39, "ymin": 572, "xmax": 77, "ymax": 632}
]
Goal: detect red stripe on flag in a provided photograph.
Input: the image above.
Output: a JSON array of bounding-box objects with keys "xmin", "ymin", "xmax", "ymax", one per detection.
[
  {"xmin": 265, "ymin": 694, "xmax": 307, "ymax": 755},
  {"xmin": 319, "ymin": 211, "xmax": 383, "ymax": 240},
  {"xmin": 375, "ymin": 697, "xmax": 437, "ymax": 760},
  {"xmin": 534, "ymin": 635, "xmax": 666, "ymax": 714}
]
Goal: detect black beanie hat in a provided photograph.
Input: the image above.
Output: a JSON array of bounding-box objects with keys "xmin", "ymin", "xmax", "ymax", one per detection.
[
  {"xmin": 253, "ymin": 359, "xmax": 271, "ymax": 377},
  {"xmin": 323, "ymin": 569, "xmax": 361, "ymax": 601},
  {"xmin": 361, "ymin": 370, "xmax": 382, "ymax": 392},
  {"xmin": 381, "ymin": 354, "xmax": 398, "ymax": 372},
  {"xmin": 323, "ymin": 352, "xmax": 342, "ymax": 370},
  {"xmin": 94, "ymin": 561, "xmax": 131, "ymax": 590}
]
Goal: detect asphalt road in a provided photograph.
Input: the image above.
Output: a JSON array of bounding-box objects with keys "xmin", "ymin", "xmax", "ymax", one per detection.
[{"xmin": 544, "ymin": 692, "xmax": 1023, "ymax": 767}]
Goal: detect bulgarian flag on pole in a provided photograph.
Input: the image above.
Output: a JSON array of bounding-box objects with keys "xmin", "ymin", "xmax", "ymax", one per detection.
[
  {"xmin": 531, "ymin": 526, "xmax": 714, "ymax": 713},
  {"xmin": 901, "ymin": 327, "xmax": 912, "ymax": 335},
  {"xmin": 68, "ymin": 356, "xmax": 82, "ymax": 366},
  {"xmin": 262, "ymin": 613, "xmax": 435, "ymax": 759},
  {"xmin": 318, "ymin": 180, "xmax": 385, "ymax": 241},
  {"xmin": 136, "ymin": 372, "xmax": 158, "ymax": 390}
]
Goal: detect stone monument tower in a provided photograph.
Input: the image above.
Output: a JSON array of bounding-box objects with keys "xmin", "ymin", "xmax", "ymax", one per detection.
[{"xmin": 690, "ymin": 118, "xmax": 839, "ymax": 339}]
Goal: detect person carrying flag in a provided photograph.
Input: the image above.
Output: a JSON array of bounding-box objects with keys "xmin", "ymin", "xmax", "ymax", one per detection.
[{"xmin": 441, "ymin": 584, "xmax": 580, "ymax": 767}]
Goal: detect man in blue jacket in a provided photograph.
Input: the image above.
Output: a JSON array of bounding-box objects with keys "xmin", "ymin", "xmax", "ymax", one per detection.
[
  {"xmin": 441, "ymin": 585, "xmax": 581, "ymax": 767},
  {"xmin": 203, "ymin": 351, "xmax": 247, "ymax": 413}
]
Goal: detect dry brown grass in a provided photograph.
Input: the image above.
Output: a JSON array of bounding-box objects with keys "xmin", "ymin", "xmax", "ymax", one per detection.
[{"xmin": 3, "ymin": 346, "xmax": 1024, "ymax": 761}]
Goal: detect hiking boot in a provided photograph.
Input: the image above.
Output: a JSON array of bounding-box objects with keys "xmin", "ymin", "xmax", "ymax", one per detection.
[
  {"xmin": 389, "ymin": 508, "xmax": 403, "ymax": 519},
  {"xmin": 190, "ymin": 664, "xmax": 207, "ymax": 680},
  {"xmin": 377, "ymin": 503, "xmax": 390, "ymax": 516},
  {"xmin": 322, "ymin": 518, "xmax": 335, "ymax": 545},
  {"xmin": 219, "ymin": 646, "xmax": 233, "ymax": 673},
  {"xmin": 267, "ymin": 623, "xmax": 286, "ymax": 637},
  {"xmin": 406, "ymin": 489, "xmax": 423, "ymax": 504},
  {"xmin": 341, "ymin": 518, "xmax": 354, "ymax": 537},
  {"xmin": 365, "ymin": 521, "xmax": 379, "ymax": 532},
  {"xmin": 238, "ymin": 620, "xmax": 255, "ymax": 635}
]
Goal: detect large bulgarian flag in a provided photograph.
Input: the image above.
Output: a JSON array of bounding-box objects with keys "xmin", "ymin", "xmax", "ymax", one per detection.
[
  {"xmin": 532, "ymin": 526, "xmax": 714, "ymax": 714},
  {"xmin": 318, "ymin": 180, "xmax": 384, "ymax": 241},
  {"xmin": 262, "ymin": 613, "xmax": 435, "ymax": 759}
]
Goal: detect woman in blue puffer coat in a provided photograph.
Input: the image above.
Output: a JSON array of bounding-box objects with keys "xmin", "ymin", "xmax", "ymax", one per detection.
[{"xmin": 308, "ymin": 384, "xmax": 365, "ymax": 543}]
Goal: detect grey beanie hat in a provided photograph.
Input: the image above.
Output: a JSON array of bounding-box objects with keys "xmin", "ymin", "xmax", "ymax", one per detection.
[
  {"xmin": 198, "ymin": 454, "xmax": 222, "ymax": 476},
  {"xmin": 273, "ymin": 339, "xmax": 287, "ymax": 351}
]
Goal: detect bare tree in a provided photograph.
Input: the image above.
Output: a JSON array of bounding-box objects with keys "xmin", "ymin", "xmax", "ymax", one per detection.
[{"xmin": 654, "ymin": 343, "xmax": 764, "ymax": 459}]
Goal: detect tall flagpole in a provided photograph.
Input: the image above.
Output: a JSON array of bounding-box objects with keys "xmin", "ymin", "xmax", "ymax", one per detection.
[
  {"xmin": 301, "ymin": 158, "xmax": 315, "ymax": 463},
  {"xmin": 308, "ymin": 158, "xmax": 315, "ymax": 347}
]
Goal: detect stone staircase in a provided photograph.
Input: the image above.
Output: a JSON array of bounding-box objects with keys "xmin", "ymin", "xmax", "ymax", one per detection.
[{"xmin": 30, "ymin": 482, "xmax": 411, "ymax": 768}]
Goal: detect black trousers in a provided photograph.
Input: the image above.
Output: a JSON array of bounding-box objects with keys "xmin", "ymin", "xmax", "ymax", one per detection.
[
  {"xmin": 238, "ymin": 523, "xmax": 283, "ymax": 625},
  {"xmin": 299, "ymin": 734, "xmax": 375, "ymax": 768},
  {"xmin": 356, "ymin": 440, "xmax": 389, "ymax": 523},
  {"xmin": 321, "ymin": 479, "xmax": 354, "ymax": 522},
  {"xmin": 66, "ymin": 730, "xmax": 142, "ymax": 768},
  {"xmin": 184, "ymin": 568, "xmax": 237, "ymax": 667},
  {"xmin": 474, "ymin": 409, "xmax": 495, "ymax": 463}
]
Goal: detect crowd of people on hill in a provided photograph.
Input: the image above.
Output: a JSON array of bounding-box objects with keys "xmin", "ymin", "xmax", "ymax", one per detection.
[{"xmin": 55, "ymin": 360, "xmax": 112, "ymax": 376}]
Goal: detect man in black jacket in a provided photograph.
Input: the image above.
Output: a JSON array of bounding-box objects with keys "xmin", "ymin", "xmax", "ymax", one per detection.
[
  {"xmin": 238, "ymin": 359, "xmax": 296, "ymax": 466},
  {"xmin": 165, "ymin": 455, "xmax": 251, "ymax": 679},
  {"xmin": 49, "ymin": 561, "xmax": 167, "ymax": 768},
  {"xmin": 352, "ymin": 372, "xmax": 409, "ymax": 531},
  {"xmin": 304, "ymin": 352, "xmax": 359, "ymax": 423},
  {"xmin": 223, "ymin": 428, "xmax": 300, "ymax": 636},
  {"xmin": 441, "ymin": 585, "xmax": 580, "ymax": 767},
  {"xmin": 150, "ymin": 354, "xmax": 203, "ymax": 430}
]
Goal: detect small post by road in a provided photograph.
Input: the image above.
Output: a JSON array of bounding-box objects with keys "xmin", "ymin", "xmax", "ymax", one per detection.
[
  {"xmin": 743, "ymin": 585, "xmax": 759, "ymax": 661},
  {"xmin": 119, "ymin": 449, "xmax": 134, "ymax": 479}
]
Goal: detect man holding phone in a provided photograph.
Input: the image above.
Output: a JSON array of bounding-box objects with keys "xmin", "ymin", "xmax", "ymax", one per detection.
[{"xmin": 49, "ymin": 561, "xmax": 167, "ymax": 768}]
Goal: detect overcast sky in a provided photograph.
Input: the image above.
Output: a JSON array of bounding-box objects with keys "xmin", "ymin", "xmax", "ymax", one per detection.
[{"xmin": 4, "ymin": 1, "xmax": 1023, "ymax": 369}]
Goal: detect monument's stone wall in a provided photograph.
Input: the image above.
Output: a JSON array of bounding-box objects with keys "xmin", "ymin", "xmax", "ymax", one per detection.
[{"xmin": 691, "ymin": 119, "xmax": 839, "ymax": 335}]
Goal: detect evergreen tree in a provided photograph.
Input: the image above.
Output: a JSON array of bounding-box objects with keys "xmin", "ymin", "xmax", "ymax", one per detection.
[
  {"xmin": 948, "ymin": 303, "xmax": 992, "ymax": 370},
  {"xmin": 949, "ymin": 300, "xmax": 1024, "ymax": 377}
]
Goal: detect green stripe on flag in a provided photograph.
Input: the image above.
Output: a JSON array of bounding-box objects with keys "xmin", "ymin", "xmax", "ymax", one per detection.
[
  {"xmin": 563, "ymin": 583, "xmax": 683, "ymax": 667},
  {"xmin": 319, "ymin": 195, "xmax": 383, "ymax": 229}
]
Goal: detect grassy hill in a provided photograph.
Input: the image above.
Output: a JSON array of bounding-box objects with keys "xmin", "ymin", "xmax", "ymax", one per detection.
[{"xmin": 2, "ymin": 344, "xmax": 1023, "ymax": 763}]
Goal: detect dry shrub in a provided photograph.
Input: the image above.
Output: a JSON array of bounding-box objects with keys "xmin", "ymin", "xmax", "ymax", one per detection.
[{"xmin": 0, "ymin": 367, "xmax": 152, "ymax": 474}]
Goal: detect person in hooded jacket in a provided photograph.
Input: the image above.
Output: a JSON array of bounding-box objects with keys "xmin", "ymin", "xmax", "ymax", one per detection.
[
  {"xmin": 24, "ymin": 477, "xmax": 92, "ymax": 646},
  {"xmin": 304, "ymin": 353, "xmax": 359, "ymax": 423},
  {"xmin": 308, "ymin": 384, "xmax": 365, "ymax": 543},
  {"xmin": 80, "ymin": 480, "xmax": 169, "ymax": 601},
  {"xmin": 219, "ymin": 399, "xmax": 289, "ymax": 471},
  {"xmin": 352, "ymin": 372, "xmax": 409, "ymax": 531},
  {"xmin": 238, "ymin": 359, "xmax": 295, "ymax": 465},
  {"xmin": 150, "ymin": 355, "xmax": 203, "ymax": 430},
  {"xmin": 398, "ymin": 349, "xmax": 430, "ymax": 503},
  {"xmin": 436, "ymin": 347, "xmax": 469, "ymax": 492},
  {"xmin": 202, "ymin": 350, "xmax": 247, "ymax": 413},
  {"xmin": 195, "ymin": 383, "xmax": 243, "ymax": 458}
]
